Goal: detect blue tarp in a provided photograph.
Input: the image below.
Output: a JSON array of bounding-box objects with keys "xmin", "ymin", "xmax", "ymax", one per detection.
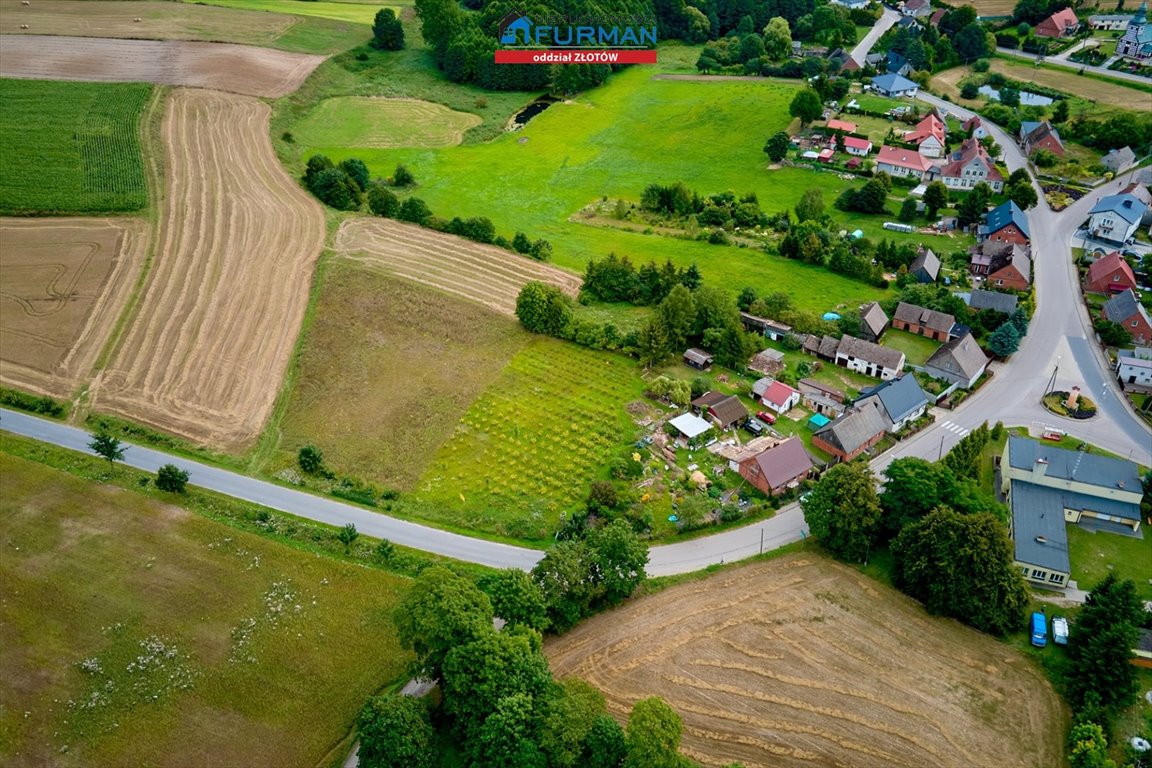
[
  {"xmin": 808, "ymin": 413, "xmax": 831, "ymax": 429},
  {"xmin": 822, "ymin": 312, "xmax": 840, "ymax": 321}
]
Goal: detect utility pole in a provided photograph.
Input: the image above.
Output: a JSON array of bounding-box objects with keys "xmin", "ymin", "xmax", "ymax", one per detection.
[
  {"xmin": 1045, "ymin": 355, "xmax": 1061, "ymax": 396},
  {"xmin": 760, "ymin": 528, "xmax": 764, "ymax": 555},
  {"xmin": 939, "ymin": 433, "xmax": 945, "ymax": 460}
]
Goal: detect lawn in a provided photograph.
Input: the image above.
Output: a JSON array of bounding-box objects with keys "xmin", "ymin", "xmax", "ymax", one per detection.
[
  {"xmin": 1067, "ymin": 524, "xmax": 1152, "ymax": 600},
  {"xmin": 881, "ymin": 328, "xmax": 941, "ymax": 366},
  {"xmin": 0, "ymin": 80, "xmax": 153, "ymax": 214},
  {"xmin": 292, "ymin": 96, "xmax": 482, "ymax": 148},
  {"xmin": 410, "ymin": 337, "xmax": 647, "ymax": 541},
  {"xmin": 192, "ymin": 0, "xmax": 399, "ymax": 25},
  {"xmin": 281, "ymin": 59, "xmax": 910, "ymax": 313},
  {"xmin": 260, "ymin": 259, "xmax": 529, "ymax": 493},
  {"xmin": 0, "ymin": 452, "xmax": 411, "ymax": 767}
]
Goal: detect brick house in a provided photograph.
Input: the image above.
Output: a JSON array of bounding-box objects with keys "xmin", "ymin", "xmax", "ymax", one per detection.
[
  {"xmin": 1019, "ymin": 121, "xmax": 1066, "ymax": 157},
  {"xmin": 738, "ymin": 437, "xmax": 814, "ymax": 496},
  {"xmin": 811, "ymin": 401, "xmax": 889, "ymax": 461},
  {"xmin": 892, "ymin": 302, "xmax": 956, "ymax": 341},
  {"xmin": 932, "ymin": 138, "xmax": 1004, "ymax": 193},
  {"xmin": 978, "ymin": 201, "xmax": 1030, "ymax": 246},
  {"xmin": 1086, "ymin": 250, "xmax": 1139, "ymax": 294},
  {"xmin": 1102, "ymin": 289, "xmax": 1152, "ymax": 345}
]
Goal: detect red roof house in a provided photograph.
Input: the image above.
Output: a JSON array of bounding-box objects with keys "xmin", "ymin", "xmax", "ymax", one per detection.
[
  {"xmin": 1035, "ymin": 7, "xmax": 1080, "ymax": 37},
  {"xmin": 876, "ymin": 145, "xmax": 934, "ymax": 179},
  {"xmin": 1087, "ymin": 251, "xmax": 1139, "ymax": 294},
  {"xmin": 843, "ymin": 136, "xmax": 873, "ymax": 156},
  {"xmin": 760, "ymin": 380, "xmax": 801, "ymax": 414},
  {"xmin": 902, "ymin": 114, "xmax": 946, "ymax": 157},
  {"xmin": 827, "ymin": 119, "xmax": 858, "ymax": 133},
  {"xmin": 738, "ymin": 437, "xmax": 814, "ymax": 496}
]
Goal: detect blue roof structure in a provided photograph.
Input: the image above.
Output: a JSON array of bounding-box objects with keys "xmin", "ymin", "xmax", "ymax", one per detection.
[
  {"xmin": 1089, "ymin": 193, "xmax": 1149, "ymax": 225},
  {"xmin": 983, "ymin": 201, "xmax": 1030, "ymax": 240},
  {"xmin": 856, "ymin": 374, "xmax": 930, "ymax": 425},
  {"xmin": 1010, "ymin": 481, "xmax": 1072, "ymax": 574},
  {"xmin": 872, "ymin": 73, "xmax": 919, "ymax": 94},
  {"xmin": 1007, "ymin": 435, "xmax": 1142, "ymax": 492}
]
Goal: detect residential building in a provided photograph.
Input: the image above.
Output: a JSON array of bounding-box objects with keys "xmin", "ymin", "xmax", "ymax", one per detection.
[
  {"xmin": 1019, "ymin": 121, "xmax": 1066, "ymax": 157},
  {"xmin": 986, "ymin": 244, "xmax": 1032, "ymax": 290},
  {"xmin": 834, "ymin": 335, "xmax": 906, "ymax": 380},
  {"xmin": 803, "ymin": 333, "xmax": 842, "ymax": 361},
  {"xmin": 1035, "ymin": 7, "xmax": 1080, "ymax": 37},
  {"xmin": 933, "ymin": 138, "xmax": 1004, "ymax": 193},
  {"xmin": 896, "ymin": 15, "xmax": 923, "ymax": 32},
  {"xmin": 929, "ymin": 8, "xmax": 946, "ymax": 27},
  {"xmin": 886, "ymin": 51, "xmax": 913, "ymax": 76},
  {"xmin": 831, "ymin": 0, "xmax": 870, "ymax": 9},
  {"xmin": 691, "ymin": 392, "xmax": 749, "ymax": 430},
  {"xmin": 876, "ymin": 145, "xmax": 934, "ymax": 180},
  {"xmin": 1101, "ymin": 146, "xmax": 1137, "ymax": 175},
  {"xmin": 1085, "ymin": 250, "xmax": 1139, "ymax": 294},
  {"xmin": 902, "ymin": 114, "xmax": 946, "ymax": 158},
  {"xmin": 902, "ymin": 0, "xmax": 933, "ymax": 18},
  {"xmin": 871, "ymin": 73, "xmax": 920, "ymax": 98},
  {"xmin": 811, "ymin": 401, "xmax": 889, "ymax": 461},
  {"xmin": 1117, "ymin": 2, "xmax": 1152, "ymax": 61},
  {"xmin": 683, "ymin": 348, "xmax": 713, "ymax": 370},
  {"xmin": 892, "ymin": 301, "xmax": 956, "ymax": 341},
  {"xmin": 968, "ymin": 288, "xmax": 1018, "ymax": 315},
  {"xmin": 854, "ymin": 374, "xmax": 931, "ymax": 432},
  {"xmin": 842, "ymin": 136, "xmax": 873, "ymax": 156},
  {"xmin": 1087, "ymin": 193, "xmax": 1149, "ymax": 244},
  {"xmin": 758, "ymin": 380, "xmax": 801, "ymax": 414},
  {"xmin": 1102, "ymin": 289, "xmax": 1152, "ymax": 345},
  {"xmin": 1002, "ymin": 435, "xmax": 1143, "ymax": 585},
  {"xmin": 1116, "ymin": 347, "xmax": 1152, "ymax": 391},
  {"xmin": 924, "ymin": 332, "xmax": 988, "ymax": 387},
  {"xmin": 963, "ymin": 115, "xmax": 987, "ymax": 139},
  {"xmin": 908, "ymin": 246, "xmax": 940, "ymax": 283},
  {"xmin": 1089, "ymin": 13, "xmax": 1134, "ymax": 30},
  {"xmin": 859, "ymin": 301, "xmax": 890, "ymax": 342},
  {"xmin": 978, "ymin": 200, "xmax": 1030, "ymax": 245},
  {"xmin": 738, "ymin": 437, "xmax": 814, "ymax": 496}
]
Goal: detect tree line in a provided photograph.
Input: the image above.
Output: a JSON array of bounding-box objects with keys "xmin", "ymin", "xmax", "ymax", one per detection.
[{"xmin": 582, "ymin": 253, "xmax": 702, "ymax": 306}]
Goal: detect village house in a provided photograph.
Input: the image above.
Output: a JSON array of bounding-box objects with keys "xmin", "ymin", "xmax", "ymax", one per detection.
[
  {"xmin": 963, "ymin": 115, "xmax": 987, "ymax": 139},
  {"xmin": 1102, "ymin": 289, "xmax": 1152, "ymax": 345},
  {"xmin": 967, "ymin": 288, "xmax": 1019, "ymax": 315},
  {"xmin": 802, "ymin": 333, "xmax": 842, "ymax": 362},
  {"xmin": 683, "ymin": 348, "xmax": 714, "ymax": 370},
  {"xmin": 738, "ymin": 437, "xmax": 815, "ymax": 496},
  {"xmin": 853, "ymin": 374, "xmax": 932, "ymax": 432},
  {"xmin": 826, "ymin": 118, "xmax": 857, "ymax": 133},
  {"xmin": 1101, "ymin": 146, "xmax": 1137, "ymax": 175},
  {"xmin": 924, "ymin": 332, "xmax": 989, "ymax": 387},
  {"xmin": 1117, "ymin": 347, "xmax": 1152, "ymax": 391},
  {"xmin": 978, "ymin": 200, "xmax": 1030, "ymax": 246},
  {"xmin": 1087, "ymin": 193, "xmax": 1149, "ymax": 245},
  {"xmin": 1019, "ymin": 121, "xmax": 1065, "ymax": 158},
  {"xmin": 897, "ymin": 15, "xmax": 923, "ymax": 33},
  {"xmin": 876, "ymin": 145, "xmax": 934, "ymax": 180},
  {"xmin": 811, "ymin": 401, "xmax": 889, "ymax": 461},
  {"xmin": 842, "ymin": 136, "xmax": 873, "ymax": 156},
  {"xmin": 1002, "ymin": 436, "xmax": 1144, "ymax": 587},
  {"xmin": 974, "ymin": 242, "xmax": 1032, "ymax": 290},
  {"xmin": 871, "ymin": 73, "xmax": 920, "ymax": 98},
  {"xmin": 747, "ymin": 348, "xmax": 786, "ymax": 377},
  {"xmin": 892, "ymin": 301, "xmax": 956, "ymax": 341},
  {"xmin": 859, "ymin": 301, "xmax": 890, "ymax": 342},
  {"xmin": 1090, "ymin": 13, "xmax": 1134, "ymax": 30},
  {"xmin": 902, "ymin": 114, "xmax": 946, "ymax": 158},
  {"xmin": 834, "ymin": 335, "xmax": 906, "ymax": 380},
  {"xmin": 690, "ymin": 392, "xmax": 749, "ymax": 430},
  {"xmin": 908, "ymin": 246, "xmax": 940, "ymax": 283},
  {"xmin": 1086, "ymin": 250, "xmax": 1139, "ymax": 294},
  {"xmin": 1117, "ymin": 2, "xmax": 1152, "ymax": 61},
  {"xmin": 902, "ymin": 0, "xmax": 933, "ymax": 19},
  {"xmin": 1035, "ymin": 7, "xmax": 1080, "ymax": 37},
  {"xmin": 933, "ymin": 138, "xmax": 1004, "ymax": 192},
  {"xmin": 756, "ymin": 379, "xmax": 801, "ymax": 414},
  {"xmin": 885, "ymin": 51, "xmax": 913, "ymax": 77},
  {"xmin": 929, "ymin": 7, "xmax": 946, "ymax": 26}
]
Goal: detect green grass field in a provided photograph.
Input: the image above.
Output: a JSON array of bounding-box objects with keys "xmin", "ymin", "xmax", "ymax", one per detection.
[
  {"xmin": 411, "ymin": 337, "xmax": 646, "ymax": 541},
  {"xmin": 0, "ymin": 452, "xmax": 411, "ymax": 767},
  {"xmin": 192, "ymin": 0, "xmax": 400, "ymax": 25},
  {"xmin": 1067, "ymin": 524, "xmax": 1152, "ymax": 600},
  {"xmin": 264, "ymin": 260, "xmax": 529, "ymax": 493},
  {"xmin": 881, "ymin": 328, "xmax": 941, "ymax": 367},
  {"xmin": 0, "ymin": 80, "xmax": 151, "ymax": 214},
  {"xmin": 293, "ymin": 96, "xmax": 483, "ymax": 148}
]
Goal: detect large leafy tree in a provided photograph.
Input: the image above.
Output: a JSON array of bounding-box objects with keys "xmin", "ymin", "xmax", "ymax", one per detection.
[
  {"xmin": 923, "ymin": 181, "xmax": 949, "ymax": 219},
  {"xmin": 583, "ymin": 713, "xmax": 627, "ymax": 768},
  {"xmin": 879, "ymin": 458, "xmax": 961, "ymax": 537},
  {"xmin": 1066, "ymin": 573, "xmax": 1146, "ymax": 714},
  {"xmin": 789, "ymin": 88, "xmax": 823, "ymax": 127},
  {"xmin": 624, "ymin": 697, "xmax": 684, "ymax": 768},
  {"xmin": 795, "ymin": 187, "xmax": 824, "ymax": 223},
  {"xmin": 539, "ymin": 679, "xmax": 609, "ymax": 768},
  {"xmin": 656, "ymin": 284, "xmax": 697, "ymax": 349},
  {"xmin": 372, "ymin": 8, "xmax": 405, "ymax": 50},
  {"xmin": 1067, "ymin": 722, "xmax": 1116, "ymax": 768},
  {"xmin": 892, "ymin": 508, "xmax": 1028, "ymax": 635},
  {"xmin": 532, "ymin": 539, "xmax": 599, "ymax": 632},
  {"xmin": 89, "ymin": 431, "xmax": 125, "ymax": 467},
  {"xmin": 762, "ymin": 16, "xmax": 792, "ymax": 60},
  {"xmin": 470, "ymin": 693, "xmax": 548, "ymax": 768},
  {"xmin": 802, "ymin": 461, "xmax": 882, "ymax": 563},
  {"xmin": 394, "ymin": 566, "xmax": 494, "ymax": 679},
  {"xmin": 441, "ymin": 630, "xmax": 554, "ymax": 735},
  {"xmin": 764, "ymin": 130, "xmax": 791, "ymax": 162},
  {"xmin": 356, "ymin": 695, "xmax": 435, "ymax": 768},
  {"xmin": 956, "ymin": 182, "xmax": 992, "ymax": 227},
  {"xmin": 1007, "ymin": 180, "xmax": 1038, "ymax": 210},
  {"xmin": 516, "ymin": 282, "xmax": 573, "ymax": 337},
  {"xmin": 480, "ymin": 569, "xmax": 550, "ymax": 631},
  {"xmin": 588, "ymin": 519, "xmax": 649, "ymax": 607},
  {"xmin": 941, "ymin": 421, "xmax": 990, "ymax": 480}
]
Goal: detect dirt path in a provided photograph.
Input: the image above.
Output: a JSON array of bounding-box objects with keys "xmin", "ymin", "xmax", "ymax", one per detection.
[
  {"xmin": 0, "ymin": 35, "xmax": 324, "ymax": 98},
  {"xmin": 90, "ymin": 88, "xmax": 325, "ymax": 450}
]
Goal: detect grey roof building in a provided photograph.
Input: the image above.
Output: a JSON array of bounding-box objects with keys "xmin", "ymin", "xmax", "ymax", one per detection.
[
  {"xmin": 1103, "ymin": 288, "xmax": 1143, "ymax": 324},
  {"xmin": 1009, "ymin": 481, "xmax": 1072, "ymax": 577},
  {"xmin": 859, "ymin": 301, "xmax": 890, "ymax": 342},
  {"xmin": 1101, "ymin": 146, "xmax": 1136, "ymax": 174},
  {"xmin": 968, "ymin": 288, "xmax": 1019, "ymax": 314},
  {"xmin": 1005, "ymin": 435, "xmax": 1143, "ymax": 493},
  {"xmin": 924, "ymin": 332, "xmax": 988, "ymax": 387},
  {"xmin": 854, "ymin": 374, "xmax": 931, "ymax": 431},
  {"xmin": 812, "ymin": 401, "xmax": 889, "ymax": 460},
  {"xmin": 908, "ymin": 247, "xmax": 941, "ymax": 283}
]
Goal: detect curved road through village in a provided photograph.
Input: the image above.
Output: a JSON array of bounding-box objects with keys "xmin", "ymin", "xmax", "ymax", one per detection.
[{"xmin": 2, "ymin": 98, "xmax": 1149, "ymax": 577}]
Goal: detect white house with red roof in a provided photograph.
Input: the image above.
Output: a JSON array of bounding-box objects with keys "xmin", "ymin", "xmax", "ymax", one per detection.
[
  {"xmin": 1035, "ymin": 7, "xmax": 1080, "ymax": 37},
  {"xmin": 963, "ymin": 115, "xmax": 987, "ymax": 139},
  {"xmin": 876, "ymin": 145, "xmax": 934, "ymax": 180},
  {"xmin": 842, "ymin": 136, "xmax": 873, "ymax": 156},
  {"xmin": 932, "ymin": 137, "xmax": 1004, "ymax": 192},
  {"xmin": 758, "ymin": 380, "xmax": 801, "ymax": 414},
  {"xmin": 827, "ymin": 118, "xmax": 857, "ymax": 133},
  {"xmin": 902, "ymin": 114, "xmax": 946, "ymax": 158}
]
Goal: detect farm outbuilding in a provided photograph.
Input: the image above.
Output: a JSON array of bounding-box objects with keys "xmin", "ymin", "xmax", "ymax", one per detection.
[
  {"xmin": 808, "ymin": 413, "xmax": 831, "ymax": 429},
  {"xmin": 669, "ymin": 412, "xmax": 713, "ymax": 442},
  {"xmin": 684, "ymin": 348, "xmax": 714, "ymax": 370}
]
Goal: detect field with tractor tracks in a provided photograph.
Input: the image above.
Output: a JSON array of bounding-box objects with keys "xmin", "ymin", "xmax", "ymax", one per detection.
[
  {"xmin": 0, "ymin": 217, "xmax": 149, "ymax": 399},
  {"xmin": 91, "ymin": 88, "xmax": 325, "ymax": 451},
  {"xmin": 333, "ymin": 217, "xmax": 582, "ymax": 316},
  {"xmin": 547, "ymin": 554, "xmax": 1067, "ymax": 768}
]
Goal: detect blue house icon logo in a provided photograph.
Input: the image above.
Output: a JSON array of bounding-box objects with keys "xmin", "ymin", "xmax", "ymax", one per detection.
[{"xmin": 499, "ymin": 14, "xmax": 532, "ymax": 45}]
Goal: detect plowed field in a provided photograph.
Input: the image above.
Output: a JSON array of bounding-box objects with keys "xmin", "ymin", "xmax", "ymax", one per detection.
[
  {"xmin": 0, "ymin": 218, "xmax": 148, "ymax": 398},
  {"xmin": 0, "ymin": 35, "xmax": 324, "ymax": 98},
  {"xmin": 547, "ymin": 555, "xmax": 1066, "ymax": 768},
  {"xmin": 91, "ymin": 89, "xmax": 325, "ymax": 450},
  {"xmin": 333, "ymin": 218, "xmax": 582, "ymax": 315}
]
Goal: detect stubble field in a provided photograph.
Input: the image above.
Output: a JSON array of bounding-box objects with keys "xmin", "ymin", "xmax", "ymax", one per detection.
[
  {"xmin": 0, "ymin": 217, "xmax": 149, "ymax": 398},
  {"xmin": 91, "ymin": 88, "xmax": 325, "ymax": 451},
  {"xmin": 334, "ymin": 217, "xmax": 582, "ymax": 315},
  {"xmin": 547, "ymin": 554, "xmax": 1067, "ymax": 768},
  {"xmin": 0, "ymin": 35, "xmax": 326, "ymax": 98}
]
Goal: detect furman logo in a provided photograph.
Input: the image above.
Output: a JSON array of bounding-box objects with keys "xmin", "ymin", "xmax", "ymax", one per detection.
[{"xmin": 497, "ymin": 11, "xmax": 656, "ymax": 48}]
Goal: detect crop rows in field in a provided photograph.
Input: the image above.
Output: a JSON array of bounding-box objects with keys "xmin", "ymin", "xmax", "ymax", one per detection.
[
  {"xmin": 0, "ymin": 79, "xmax": 151, "ymax": 214},
  {"xmin": 413, "ymin": 338, "xmax": 642, "ymax": 534}
]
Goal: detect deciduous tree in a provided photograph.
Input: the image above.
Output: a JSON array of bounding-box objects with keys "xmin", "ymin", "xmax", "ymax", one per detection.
[
  {"xmin": 515, "ymin": 282, "xmax": 572, "ymax": 337},
  {"xmin": 762, "ymin": 17, "xmax": 792, "ymax": 60},
  {"xmin": 372, "ymin": 8, "xmax": 405, "ymax": 50},
  {"xmin": 624, "ymin": 697, "xmax": 684, "ymax": 768},
  {"xmin": 802, "ymin": 461, "xmax": 882, "ymax": 563},
  {"xmin": 789, "ymin": 88, "xmax": 823, "ymax": 127},
  {"xmin": 1066, "ymin": 573, "xmax": 1145, "ymax": 714},
  {"xmin": 367, "ymin": 182, "xmax": 399, "ymax": 217},
  {"xmin": 764, "ymin": 130, "xmax": 791, "ymax": 162},
  {"xmin": 442, "ymin": 630, "xmax": 553, "ymax": 734},
  {"xmin": 394, "ymin": 566, "xmax": 494, "ymax": 679},
  {"xmin": 298, "ymin": 444, "xmax": 324, "ymax": 474},
  {"xmin": 481, "ymin": 568, "xmax": 550, "ymax": 631},
  {"xmin": 337, "ymin": 523, "xmax": 359, "ymax": 554},
  {"xmin": 357, "ymin": 694, "xmax": 435, "ymax": 768},
  {"xmin": 89, "ymin": 431, "xmax": 125, "ymax": 468},
  {"xmin": 588, "ymin": 519, "xmax": 649, "ymax": 607},
  {"xmin": 795, "ymin": 188, "xmax": 824, "ymax": 222},
  {"xmin": 923, "ymin": 181, "xmax": 948, "ymax": 219}
]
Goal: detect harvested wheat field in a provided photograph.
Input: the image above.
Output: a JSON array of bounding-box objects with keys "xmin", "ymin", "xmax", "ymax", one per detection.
[
  {"xmin": 0, "ymin": 217, "xmax": 148, "ymax": 398},
  {"xmin": 333, "ymin": 218, "xmax": 582, "ymax": 316},
  {"xmin": 547, "ymin": 554, "xmax": 1066, "ymax": 768},
  {"xmin": 0, "ymin": 35, "xmax": 324, "ymax": 98},
  {"xmin": 91, "ymin": 88, "xmax": 324, "ymax": 450}
]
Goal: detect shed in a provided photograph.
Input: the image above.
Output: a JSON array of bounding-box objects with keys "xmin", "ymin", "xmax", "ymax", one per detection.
[
  {"xmin": 808, "ymin": 413, "xmax": 831, "ymax": 429},
  {"xmin": 684, "ymin": 348, "xmax": 714, "ymax": 370},
  {"xmin": 669, "ymin": 412, "xmax": 713, "ymax": 440}
]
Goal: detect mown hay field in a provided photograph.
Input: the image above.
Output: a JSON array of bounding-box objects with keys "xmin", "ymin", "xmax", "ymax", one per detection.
[
  {"xmin": 0, "ymin": 217, "xmax": 149, "ymax": 398},
  {"xmin": 0, "ymin": 451, "xmax": 410, "ymax": 768},
  {"xmin": 295, "ymin": 97, "xmax": 484, "ymax": 148},
  {"xmin": 0, "ymin": 79, "xmax": 152, "ymax": 214},
  {"xmin": 547, "ymin": 554, "xmax": 1067, "ymax": 768}
]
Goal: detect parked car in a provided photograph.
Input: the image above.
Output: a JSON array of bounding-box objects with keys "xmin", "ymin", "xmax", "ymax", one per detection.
[
  {"xmin": 1052, "ymin": 616, "xmax": 1069, "ymax": 646},
  {"xmin": 745, "ymin": 418, "xmax": 767, "ymax": 436},
  {"xmin": 756, "ymin": 410, "xmax": 777, "ymax": 425},
  {"xmin": 1030, "ymin": 611, "xmax": 1048, "ymax": 648}
]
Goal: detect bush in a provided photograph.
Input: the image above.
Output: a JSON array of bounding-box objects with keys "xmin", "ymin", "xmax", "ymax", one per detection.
[
  {"xmin": 298, "ymin": 444, "xmax": 324, "ymax": 474},
  {"xmin": 392, "ymin": 164, "xmax": 415, "ymax": 187},
  {"xmin": 398, "ymin": 197, "xmax": 433, "ymax": 225},
  {"xmin": 156, "ymin": 463, "xmax": 189, "ymax": 493},
  {"xmin": 366, "ymin": 181, "xmax": 399, "ymax": 217},
  {"xmin": 960, "ymin": 82, "xmax": 979, "ymax": 99},
  {"xmin": 0, "ymin": 388, "xmax": 65, "ymax": 417}
]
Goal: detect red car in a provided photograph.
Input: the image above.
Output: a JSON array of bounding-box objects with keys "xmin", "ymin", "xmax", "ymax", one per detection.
[{"xmin": 756, "ymin": 410, "xmax": 777, "ymax": 425}]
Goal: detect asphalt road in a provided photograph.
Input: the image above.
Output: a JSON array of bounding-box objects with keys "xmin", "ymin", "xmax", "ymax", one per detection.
[
  {"xmin": 995, "ymin": 46, "xmax": 1152, "ymax": 86},
  {"xmin": 850, "ymin": 7, "xmax": 900, "ymax": 67}
]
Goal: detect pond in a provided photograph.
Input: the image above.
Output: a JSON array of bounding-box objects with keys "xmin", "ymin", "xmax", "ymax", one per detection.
[
  {"xmin": 508, "ymin": 96, "xmax": 559, "ymax": 130},
  {"xmin": 977, "ymin": 85, "xmax": 1054, "ymax": 107}
]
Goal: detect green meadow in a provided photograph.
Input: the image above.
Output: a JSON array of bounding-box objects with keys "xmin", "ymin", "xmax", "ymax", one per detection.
[{"xmin": 189, "ymin": 0, "xmax": 400, "ymax": 26}]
